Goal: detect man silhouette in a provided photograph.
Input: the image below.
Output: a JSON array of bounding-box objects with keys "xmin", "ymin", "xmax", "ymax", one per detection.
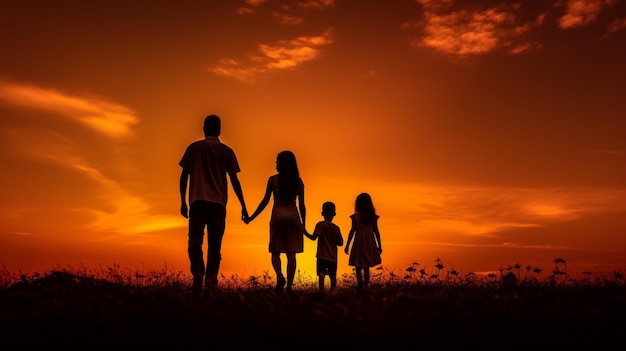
[{"xmin": 179, "ymin": 114, "xmax": 248, "ymax": 294}]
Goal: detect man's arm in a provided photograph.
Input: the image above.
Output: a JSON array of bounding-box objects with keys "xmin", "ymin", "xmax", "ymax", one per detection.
[
  {"xmin": 179, "ymin": 168, "xmax": 189, "ymax": 218},
  {"xmin": 229, "ymin": 173, "xmax": 248, "ymax": 220}
]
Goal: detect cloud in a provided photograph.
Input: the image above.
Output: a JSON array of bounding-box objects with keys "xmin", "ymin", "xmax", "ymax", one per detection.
[
  {"xmin": 273, "ymin": 13, "xmax": 305, "ymax": 25},
  {"xmin": 0, "ymin": 127, "xmax": 82, "ymax": 166},
  {"xmin": 408, "ymin": 0, "xmax": 623, "ymax": 58},
  {"xmin": 605, "ymin": 17, "xmax": 626, "ymax": 36},
  {"xmin": 408, "ymin": 1, "xmax": 543, "ymax": 57},
  {"xmin": 237, "ymin": 0, "xmax": 265, "ymax": 15},
  {"xmin": 557, "ymin": 0, "xmax": 616, "ymax": 29},
  {"xmin": 0, "ymin": 127, "xmax": 181, "ymax": 235},
  {"xmin": 376, "ymin": 180, "xmax": 626, "ymax": 239},
  {"xmin": 0, "ymin": 80, "xmax": 176, "ymax": 236},
  {"xmin": 72, "ymin": 161, "xmax": 183, "ymax": 235},
  {"xmin": 13, "ymin": 232, "xmax": 34, "ymax": 236},
  {"xmin": 209, "ymin": 30, "xmax": 334, "ymax": 82},
  {"xmin": 238, "ymin": 0, "xmax": 335, "ymax": 23},
  {"xmin": 0, "ymin": 81, "xmax": 138, "ymax": 138}
]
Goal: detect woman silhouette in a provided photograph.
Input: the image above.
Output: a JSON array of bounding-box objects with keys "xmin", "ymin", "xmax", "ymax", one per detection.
[{"xmin": 245, "ymin": 150, "xmax": 306, "ymax": 293}]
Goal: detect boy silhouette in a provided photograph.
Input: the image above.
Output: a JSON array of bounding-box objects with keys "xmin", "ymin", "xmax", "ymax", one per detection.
[{"xmin": 304, "ymin": 201, "xmax": 344, "ymax": 291}]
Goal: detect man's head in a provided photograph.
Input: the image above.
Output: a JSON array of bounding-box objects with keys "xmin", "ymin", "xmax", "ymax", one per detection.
[
  {"xmin": 322, "ymin": 201, "xmax": 336, "ymax": 217},
  {"xmin": 203, "ymin": 115, "xmax": 221, "ymax": 137}
]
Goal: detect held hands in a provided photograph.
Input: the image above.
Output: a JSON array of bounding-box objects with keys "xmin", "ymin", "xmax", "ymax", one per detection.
[
  {"xmin": 303, "ymin": 227, "xmax": 315, "ymax": 240},
  {"xmin": 243, "ymin": 213, "xmax": 253, "ymax": 224},
  {"xmin": 241, "ymin": 208, "xmax": 249, "ymax": 223},
  {"xmin": 344, "ymin": 246, "xmax": 349, "ymax": 255}
]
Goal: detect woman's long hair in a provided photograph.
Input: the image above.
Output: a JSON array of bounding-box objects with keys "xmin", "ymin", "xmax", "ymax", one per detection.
[
  {"xmin": 355, "ymin": 192, "xmax": 376, "ymax": 225},
  {"xmin": 276, "ymin": 150, "xmax": 300, "ymax": 201}
]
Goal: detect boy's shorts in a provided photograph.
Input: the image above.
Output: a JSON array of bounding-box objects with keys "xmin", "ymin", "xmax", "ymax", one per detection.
[{"xmin": 317, "ymin": 258, "xmax": 337, "ymax": 276}]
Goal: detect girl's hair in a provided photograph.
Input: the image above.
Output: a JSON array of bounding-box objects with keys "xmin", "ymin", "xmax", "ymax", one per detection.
[
  {"xmin": 276, "ymin": 150, "xmax": 300, "ymax": 201},
  {"xmin": 355, "ymin": 192, "xmax": 376, "ymax": 224}
]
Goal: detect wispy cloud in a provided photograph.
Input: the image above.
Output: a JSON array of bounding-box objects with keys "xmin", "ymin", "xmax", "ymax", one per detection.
[
  {"xmin": 238, "ymin": 0, "xmax": 335, "ymax": 22},
  {"xmin": 237, "ymin": 0, "xmax": 267, "ymax": 15},
  {"xmin": 0, "ymin": 127, "xmax": 182, "ymax": 235},
  {"xmin": 209, "ymin": 30, "xmax": 334, "ymax": 83},
  {"xmin": 605, "ymin": 17, "xmax": 626, "ymax": 36},
  {"xmin": 0, "ymin": 80, "xmax": 177, "ymax": 236},
  {"xmin": 376, "ymin": 180, "xmax": 626, "ymax": 240},
  {"xmin": 406, "ymin": 1, "xmax": 544, "ymax": 57},
  {"xmin": 13, "ymin": 232, "xmax": 34, "ymax": 236},
  {"xmin": 407, "ymin": 0, "xmax": 622, "ymax": 58},
  {"xmin": 557, "ymin": 0, "xmax": 616, "ymax": 29},
  {"xmin": 81, "ymin": 163, "xmax": 183, "ymax": 235},
  {"xmin": 0, "ymin": 81, "xmax": 138, "ymax": 138}
]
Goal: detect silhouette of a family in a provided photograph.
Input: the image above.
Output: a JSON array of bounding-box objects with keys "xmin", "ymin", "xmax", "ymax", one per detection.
[{"xmin": 179, "ymin": 115, "xmax": 382, "ymax": 295}]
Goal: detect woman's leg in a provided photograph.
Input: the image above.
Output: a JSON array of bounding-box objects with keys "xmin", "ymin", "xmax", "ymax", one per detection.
[
  {"xmin": 286, "ymin": 252, "xmax": 296, "ymax": 291},
  {"xmin": 271, "ymin": 252, "xmax": 285, "ymax": 291}
]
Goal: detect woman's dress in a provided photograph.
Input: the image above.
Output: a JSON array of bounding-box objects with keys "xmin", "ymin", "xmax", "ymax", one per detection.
[{"xmin": 268, "ymin": 175, "xmax": 304, "ymax": 253}]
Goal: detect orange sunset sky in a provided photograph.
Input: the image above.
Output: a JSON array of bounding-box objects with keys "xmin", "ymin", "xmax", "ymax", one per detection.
[{"xmin": 1, "ymin": 0, "xmax": 625, "ymax": 280}]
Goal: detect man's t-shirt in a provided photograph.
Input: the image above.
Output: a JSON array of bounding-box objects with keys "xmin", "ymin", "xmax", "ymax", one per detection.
[{"xmin": 179, "ymin": 136, "xmax": 240, "ymax": 206}]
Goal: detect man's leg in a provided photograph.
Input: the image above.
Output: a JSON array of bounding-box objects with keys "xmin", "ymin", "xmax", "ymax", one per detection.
[
  {"xmin": 188, "ymin": 202, "xmax": 209, "ymax": 294},
  {"xmin": 205, "ymin": 202, "xmax": 226, "ymax": 289}
]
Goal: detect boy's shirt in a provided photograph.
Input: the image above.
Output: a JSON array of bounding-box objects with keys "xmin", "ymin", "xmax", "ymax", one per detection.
[{"xmin": 313, "ymin": 220, "xmax": 343, "ymax": 262}]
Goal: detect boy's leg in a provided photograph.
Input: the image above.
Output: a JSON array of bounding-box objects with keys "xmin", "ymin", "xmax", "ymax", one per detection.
[
  {"xmin": 329, "ymin": 275, "xmax": 337, "ymax": 290},
  {"xmin": 328, "ymin": 260, "xmax": 338, "ymax": 290},
  {"xmin": 318, "ymin": 274, "xmax": 325, "ymax": 291}
]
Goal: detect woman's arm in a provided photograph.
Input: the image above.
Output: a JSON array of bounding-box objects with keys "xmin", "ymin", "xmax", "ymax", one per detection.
[
  {"xmin": 297, "ymin": 179, "xmax": 306, "ymax": 230},
  {"xmin": 245, "ymin": 177, "xmax": 273, "ymax": 223},
  {"xmin": 303, "ymin": 226, "xmax": 317, "ymax": 240}
]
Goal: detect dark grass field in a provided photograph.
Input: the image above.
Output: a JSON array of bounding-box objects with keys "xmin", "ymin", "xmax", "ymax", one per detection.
[{"xmin": 1, "ymin": 266, "xmax": 624, "ymax": 349}]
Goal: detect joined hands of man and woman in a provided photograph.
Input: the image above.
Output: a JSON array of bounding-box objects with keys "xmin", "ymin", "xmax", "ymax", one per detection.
[{"xmin": 241, "ymin": 211, "xmax": 311, "ymax": 237}]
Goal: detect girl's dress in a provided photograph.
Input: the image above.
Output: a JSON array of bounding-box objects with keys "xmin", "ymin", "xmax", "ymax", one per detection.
[
  {"xmin": 268, "ymin": 174, "xmax": 304, "ymax": 253},
  {"xmin": 348, "ymin": 213, "xmax": 382, "ymax": 267}
]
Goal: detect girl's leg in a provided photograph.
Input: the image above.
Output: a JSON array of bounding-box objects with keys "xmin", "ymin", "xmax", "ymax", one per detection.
[
  {"xmin": 285, "ymin": 252, "xmax": 296, "ymax": 291},
  {"xmin": 271, "ymin": 252, "xmax": 285, "ymax": 291},
  {"xmin": 363, "ymin": 267, "xmax": 371, "ymax": 290},
  {"xmin": 355, "ymin": 267, "xmax": 364, "ymax": 290}
]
